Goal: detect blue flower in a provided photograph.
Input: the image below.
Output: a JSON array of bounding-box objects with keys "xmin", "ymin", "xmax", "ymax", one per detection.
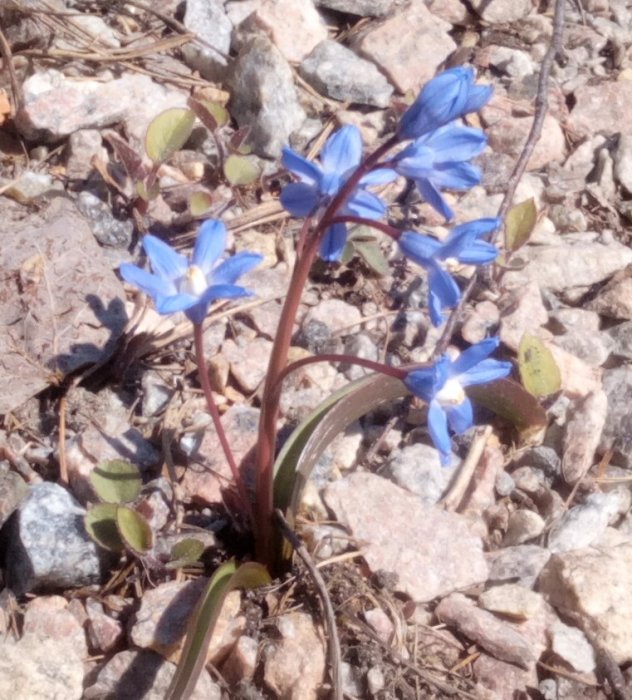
[
  {"xmin": 397, "ymin": 66, "xmax": 493, "ymax": 141},
  {"xmin": 399, "ymin": 218, "xmax": 500, "ymax": 326},
  {"xmin": 120, "ymin": 219, "xmax": 262, "ymax": 324},
  {"xmin": 392, "ymin": 124, "xmax": 487, "ymax": 220},
  {"xmin": 404, "ymin": 337, "xmax": 512, "ymax": 464},
  {"xmin": 280, "ymin": 124, "xmax": 396, "ymax": 261}
]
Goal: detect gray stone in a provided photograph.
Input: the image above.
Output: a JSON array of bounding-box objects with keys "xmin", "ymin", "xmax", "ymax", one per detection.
[
  {"xmin": 470, "ymin": 0, "xmax": 533, "ymax": 22},
  {"xmin": 387, "ymin": 443, "xmax": 459, "ymax": 505},
  {"xmin": 300, "ymin": 40, "xmax": 393, "ymax": 107},
  {"xmin": 228, "ymin": 36, "xmax": 306, "ymax": 158},
  {"xmin": 569, "ymin": 81, "xmax": 632, "ymax": 139},
  {"xmin": 503, "ymin": 510, "xmax": 545, "ymax": 546},
  {"xmin": 601, "ymin": 366, "xmax": 632, "ymax": 468},
  {"xmin": 608, "ymin": 320, "xmax": 632, "ymax": 359},
  {"xmin": 5, "ymin": 482, "xmax": 111, "ymax": 596},
  {"xmin": 341, "ymin": 332, "xmax": 379, "ymax": 381},
  {"xmin": 141, "ymin": 370, "xmax": 173, "ymax": 417},
  {"xmin": 562, "ymin": 390, "xmax": 608, "ymax": 484},
  {"xmin": 0, "ymin": 467, "xmax": 28, "ymax": 528},
  {"xmin": 550, "ymin": 620, "xmax": 596, "ymax": 674},
  {"xmin": 182, "ymin": 0, "xmax": 232, "ymax": 81},
  {"xmin": 513, "ymin": 446, "xmax": 562, "ymax": 480},
  {"xmin": 488, "ymin": 46, "xmax": 536, "ymax": 79},
  {"xmin": 486, "ymin": 545, "xmax": 551, "ymax": 588},
  {"xmin": 1, "ymin": 171, "xmax": 55, "ymax": 204},
  {"xmin": 314, "ymin": 0, "xmax": 394, "ymax": 16},
  {"xmin": 614, "ymin": 133, "xmax": 632, "ymax": 194},
  {"xmin": 77, "ymin": 190, "xmax": 134, "ymax": 247},
  {"xmin": 65, "ymin": 129, "xmax": 104, "ymax": 180}
]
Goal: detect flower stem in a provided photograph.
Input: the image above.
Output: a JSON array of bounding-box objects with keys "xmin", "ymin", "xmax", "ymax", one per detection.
[{"xmin": 193, "ymin": 322, "xmax": 254, "ymax": 526}]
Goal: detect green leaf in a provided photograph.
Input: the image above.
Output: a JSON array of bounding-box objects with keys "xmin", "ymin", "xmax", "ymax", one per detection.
[
  {"xmin": 353, "ymin": 240, "xmax": 391, "ymax": 276},
  {"xmin": 504, "ymin": 198, "xmax": 537, "ymax": 253},
  {"xmin": 116, "ymin": 505, "xmax": 153, "ymax": 554},
  {"xmin": 189, "ymin": 190, "xmax": 214, "ymax": 216},
  {"xmin": 187, "ymin": 98, "xmax": 229, "ymax": 131},
  {"xmin": 166, "ymin": 538, "xmax": 206, "ymax": 569},
  {"xmin": 166, "ymin": 561, "xmax": 271, "ymax": 700},
  {"xmin": 85, "ymin": 503, "xmax": 124, "ymax": 551},
  {"xmin": 339, "ymin": 240, "xmax": 354, "ymax": 266},
  {"xmin": 223, "ymin": 154, "xmax": 261, "ymax": 186},
  {"xmin": 145, "ymin": 108, "xmax": 195, "ymax": 163},
  {"xmin": 517, "ymin": 333, "xmax": 561, "ymax": 398},
  {"xmin": 136, "ymin": 179, "xmax": 160, "ymax": 202},
  {"xmin": 90, "ymin": 459, "xmax": 142, "ymax": 504}
]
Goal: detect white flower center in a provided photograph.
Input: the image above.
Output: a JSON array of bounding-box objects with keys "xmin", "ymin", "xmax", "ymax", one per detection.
[
  {"xmin": 435, "ymin": 377, "xmax": 466, "ymax": 406},
  {"xmin": 180, "ymin": 265, "xmax": 207, "ymax": 296}
]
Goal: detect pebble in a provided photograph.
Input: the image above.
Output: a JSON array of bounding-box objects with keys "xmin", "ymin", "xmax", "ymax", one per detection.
[
  {"xmin": 600, "ymin": 366, "xmax": 632, "ymax": 468},
  {"xmin": 302, "ymin": 298, "xmax": 363, "ymax": 335},
  {"xmin": 141, "ymin": 370, "xmax": 174, "ymax": 417},
  {"xmin": 562, "ymin": 390, "xmax": 608, "ymax": 484},
  {"xmin": 221, "ymin": 635, "xmax": 259, "ymax": 686},
  {"xmin": 23, "ymin": 595, "xmax": 88, "ymax": 660},
  {"xmin": 65, "ymin": 129, "xmax": 104, "ymax": 180},
  {"xmin": 550, "ymin": 619, "xmax": 596, "ymax": 674},
  {"xmin": 0, "ymin": 468, "xmax": 28, "ymax": 528},
  {"xmin": 5, "ymin": 482, "xmax": 111, "ymax": 596},
  {"xmin": 569, "ymin": 80, "xmax": 632, "ymax": 138},
  {"xmin": 470, "ymin": 0, "xmax": 533, "ymax": 22},
  {"xmin": 587, "ymin": 269, "xmax": 632, "ymax": 320},
  {"xmin": 503, "ymin": 509, "xmax": 546, "ymax": 546},
  {"xmin": 314, "ymin": 0, "xmax": 394, "ymax": 15},
  {"xmin": 181, "ymin": 0, "xmax": 232, "ymax": 80},
  {"xmin": 1, "ymin": 171, "xmax": 54, "ymax": 204},
  {"xmin": 300, "ymin": 40, "xmax": 393, "ymax": 107},
  {"xmin": 479, "ymin": 584, "xmax": 543, "ymax": 621},
  {"xmin": 222, "ymin": 336, "xmax": 273, "ymax": 393},
  {"xmin": 77, "ymin": 190, "xmax": 134, "ymax": 247},
  {"xmin": 85, "ymin": 598, "xmax": 125, "ymax": 654},
  {"xmin": 340, "ymin": 332, "xmax": 379, "ymax": 381},
  {"xmin": 607, "ymin": 320, "xmax": 632, "ymax": 359}
]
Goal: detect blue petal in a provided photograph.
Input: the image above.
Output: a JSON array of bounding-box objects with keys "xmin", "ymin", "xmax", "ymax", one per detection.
[
  {"xmin": 184, "ymin": 302, "xmax": 209, "ymax": 325},
  {"xmin": 281, "ymin": 147, "xmax": 321, "ymax": 184},
  {"xmin": 280, "ymin": 182, "xmax": 320, "ymax": 217},
  {"xmin": 319, "ymin": 223, "xmax": 348, "ymax": 262},
  {"xmin": 428, "ymin": 286, "xmax": 446, "ymax": 327},
  {"xmin": 453, "ymin": 240, "xmax": 498, "ymax": 265},
  {"xmin": 446, "ymin": 398, "xmax": 474, "ymax": 434},
  {"xmin": 404, "ymin": 357, "xmax": 450, "ymax": 403},
  {"xmin": 415, "ymin": 178, "xmax": 454, "ymax": 221},
  {"xmin": 200, "ymin": 284, "xmax": 253, "ymax": 304},
  {"xmin": 119, "ymin": 263, "xmax": 176, "ymax": 300},
  {"xmin": 451, "ymin": 337, "xmax": 499, "ymax": 375},
  {"xmin": 393, "ymin": 143, "xmax": 434, "ymax": 179},
  {"xmin": 398, "ymin": 231, "xmax": 442, "ymax": 265},
  {"xmin": 143, "ymin": 234, "xmax": 187, "ymax": 281},
  {"xmin": 320, "ymin": 125, "xmax": 362, "ymax": 175},
  {"xmin": 430, "ymin": 162, "xmax": 481, "ymax": 191},
  {"xmin": 156, "ymin": 293, "xmax": 199, "ymax": 314},
  {"xmin": 421, "ymin": 124, "xmax": 487, "ymax": 163},
  {"xmin": 192, "ymin": 219, "xmax": 227, "ymax": 274},
  {"xmin": 448, "ymin": 217, "xmax": 502, "ymax": 241},
  {"xmin": 212, "ymin": 252, "xmax": 263, "ymax": 285},
  {"xmin": 439, "ymin": 218, "xmax": 500, "ymax": 261},
  {"xmin": 427, "ymin": 399, "xmax": 452, "ymax": 464},
  {"xmin": 463, "ymin": 83, "xmax": 494, "ymax": 114},
  {"xmin": 360, "ymin": 168, "xmax": 398, "ymax": 185},
  {"xmin": 344, "ymin": 189, "xmax": 386, "ymax": 219},
  {"xmin": 459, "ymin": 358, "xmax": 512, "ymax": 387},
  {"xmin": 427, "ymin": 262, "xmax": 460, "ymax": 326}
]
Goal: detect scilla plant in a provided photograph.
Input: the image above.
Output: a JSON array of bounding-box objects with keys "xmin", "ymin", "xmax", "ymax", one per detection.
[{"xmin": 120, "ymin": 66, "xmax": 515, "ymax": 696}]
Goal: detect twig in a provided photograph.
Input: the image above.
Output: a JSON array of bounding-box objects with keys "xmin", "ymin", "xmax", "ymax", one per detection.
[
  {"xmin": 274, "ymin": 509, "xmax": 343, "ymax": 700},
  {"xmin": 0, "ymin": 24, "xmax": 21, "ymax": 116},
  {"xmin": 58, "ymin": 395, "xmax": 69, "ymax": 486},
  {"xmin": 432, "ymin": 0, "xmax": 566, "ymax": 358}
]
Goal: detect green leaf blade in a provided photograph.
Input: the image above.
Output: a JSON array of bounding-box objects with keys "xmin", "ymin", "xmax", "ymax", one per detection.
[
  {"xmin": 223, "ymin": 154, "xmax": 261, "ymax": 186},
  {"xmin": 145, "ymin": 108, "xmax": 195, "ymax": 163},
  {"xmin": 85, "ymin": 503, "xmax": 124, "ymax": 551},
  {"xmin": 90, "ymin": 459, "xmax": 142, "ymax": 504},
  {"xmin": 116, "ymin": 505, "xmax": 153, "ymax": 554},
  {"xmin": 518, "ymin": 333, "xmax": 561, "ymax": 398},
  {"xmin": 504, "ymin": 198, "xmax": 537, "ymax": 252}
]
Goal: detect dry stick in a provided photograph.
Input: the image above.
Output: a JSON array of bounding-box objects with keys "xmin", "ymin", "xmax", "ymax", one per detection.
[
  {"xmin": 274, "ymin": 509, "xmax": 343, "ymax": 700},
  {"xmin": 432, "ymin": 0, "xmax": 566, "ymax": 359}
]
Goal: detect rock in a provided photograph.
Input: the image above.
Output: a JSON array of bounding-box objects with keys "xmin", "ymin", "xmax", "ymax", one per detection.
[
  {"xmin": 341, "ymin": 332, "xmax": 379, "ymax": 381},
  {"xmin": 0, "ymin": 635, "xmax": 84, "ymax": 700},
  {"xmin": 426, "ymin": 0, "xmax": 470, "ymax": 23},
  {"xmin": 221, "ymin": 635, "xmax": 258, "ymax": 685},
  {"xmin": 1, "ymin": 171, "xmax": 55, "ymax": 204},
  {"xmin": 562, "ymin": 390, "xmax": 608, "ymax": 484},
  {"xmin": 499, "ymin": 281, "xmax": 549, "ymax": 352},
  {"xmin": 352, "ymin": 2, "xmax": 456, "ymax": 94},
  {"xmin": 503, "ymin": 509, "xmax": 545, "ymax": 546},
  {"xmin": 0, "ymin": 197, "xmax": 127, "ymax": 415},
  {"xmin": 5, "ymin": 482, "xmax": 111, "ymax": 596},
  {"xmin": 0, "ymin": 468, "xmax": 28, "ymax": 528},
  {"xmin": 302, "ymin": 298, "xmax": 362, "ymax": 335},
  {"xmin": 314, "ymin": 0, "xmax": 394, "ymax": 16},
  {"xmin": 141, "ymin": 370, "xmax": 174, "ymax": 417},
  {"xmin": 387, "ymin": 443, "xmax": 459, "ymax": 504},
  {"xmin": 550, "ymin": 620, "xmax": 596, "ymax": 674},
  {"xmin": 65, "ymin": 129, "xmax": 104, "ymax": 180},
  {"xmin": 551, "ymin": 329, "xmax": 613, "ymax": 367},
  {"xmin": 474, "ymin": 654, "xmax": 538, "ymax": 699},
  {"xmin": 614, "ymin": 133, "xmax": 632, "ymax": 194},
  {"xmin": 513, "ymin": 446, "xmax": 561, "ymax": 480},
  {"xmin": 77, "ymin": 190, "xmax": 134, "ymax": 247},
  {"xmin": 263, "ymin": 612, "xmax": 325, "ymax": 700},
  {"xmin": 608, "ymin": 320, "xmax": 632, "ymax": 359},
  {"xmin": 54, "ymin": 12, "xmax": 120, "ymax": 50},
  {"xmin": 181, "ymin": 0, "xmax": 232, "ymax": 80},
  {"xmin": 601, "ymin": 366, "xmax": 632, "ymax": 468},
  {"xmin": 488, "ymin": 46, "xmax": 536, "ymax": 79},
  {"xmin": 300, "ymin": 40, "xmax": 393, "ymax": 107},
  {"xmin": 228, "ymin": 36, "xmax": 306, "ymax": 157},
  {"xmin": 23, "ymin": 596, "xmax": 88, "ymax": 660},
  {"xmin": 544, "ymin": 341, "xmax": 602, "ymax": 399},
  {"xmin": 486, "ymin": 545, "xmax": 551, "ymax": 588},
  {"xmin": 181, "ymin": 405, "xmax": 259, "ymax": 506},
  {"xmin": 135, "ymin": 477, "xmax": 173, "ymax": 532},
  {"xmin": 461, "ymin": 300, "xmax": 500, "ymax": 344},
  {"xmin": 569, "ymin": 80, "xmax": 632, "ymax": 138},
  {"xmin": 470, "ymin": 0, "xmax": 533, "ymax": 22},
  {"xmin": 83, "ymin": 649, "xmax": 221, "ymax": 699},
  {"xmin": 366, "ymin": 666, "xmax": 385, "ymax": 695},
  {"xmin": 364, "ymin": 607, "xmax": 394, "ymax": 644},
  {"xmin": 435, "ymin": 593, "xmax": 534, "ymax": 669},
  {"xmin": 538, "ymin": 543, "xmax": 632, "ymax": 664},
  {"xmin": 587, "ymin": 267, "xmax": 632, "ymax": 320},
  {"xmin": 479, "ymin": 584, "xmax": 544, "ymax": 621},
  {"xmin": 324, "ymin": 473, "xmax": 489, "ymax": 603},
  {"xmin": 252, "ymin": 0, "xmax": 327, "ymax": 63},
  {"xmin": 222, "ymin": 336, "xmax": 272, "ymax": 393},
  {"xmin": 85, "ymin": 598, "xmax": 125, "ymax": 654}
]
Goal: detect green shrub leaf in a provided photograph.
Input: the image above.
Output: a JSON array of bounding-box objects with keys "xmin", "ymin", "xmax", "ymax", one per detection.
[
  {"xmin": 223, "ymin": 154, "xmax": 261, "ymax": 186},
  {"xmin": 90, "ymin": 459, "xmax": 142, "ymax": 504},
  {"xmin": 145, "ymin": 108, "xmax": 195, "ymax": 163},
  {"xmin": 85, "ymin": 503, "xmax": 124, "ymax": 551},
  {"xmin": 505, "ymin": 198, "xmax": 537, "ymax": 252},
  {"xmin": 518, "ymin": 333, "xmax": 561, "ymax": 398},
  {"xmin": 116, "ymin": 506, "xmax": 153, "ymax": 554},
  {"xmin": 166, "ymin": 538, "xmax": 206, "ymax": 569},
  {"xmin": 189, "ymin": 190, "xmax": 214, "ymax": 216}
]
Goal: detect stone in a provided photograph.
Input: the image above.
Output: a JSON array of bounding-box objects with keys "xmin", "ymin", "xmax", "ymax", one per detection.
[
  {"xmin": 608, "ymin": 320, "xmax": 632, "ymax": 359},
  {"xmin": 341, "ymin": 332, "xmax": 379, "ymax": 381},
  {"xmin": 387, "ymin": 443, "xmax": 459, "ymax": 505},
  {"xmin": 324, "ymin": 473, "xmax": 489, "ymax": 603},
  {"xmin": 302, "ymin": 298, "xmax": 362, "ymax": 335},
  {"xmin": 23, "ymin": 596, "xmax": 88, "ymax": 660},
  {"xmin": 614, "ymin": 133, "xmax": 632, "ymax": 194},
  {"xmin": 85, "ymin": 599, "xmax": 125, "ymax": 654},
  {"xmin": 435, "ymin": 593, "xmax": 535, "ymax": 669},
  {"xmin": 0, "ymin": 197, "xmax": 127, "ymax": 415},
  {"xmin": 601, "ymin": 366, "xmax": 632, "ymax": 468},
  {"xmin": 263, "ymin": 612, "xmax": 325, "ymax": 700},
  {"xmin": 488, "ymin": 46, "xmax": 536, "ymax": 80},
  {"xmin": 0, "ymin": 468, "xmax": 28, "ymax": 528},
  {"xmin": 181, "ymin": 0, "xmax": 232, "ymax": 80},
  {"xmin": 550, "ymin": 620, "xmax": 596, "ymax": 674},
  {"xmin": 503, "ymin": 509, "xmax": 545, "ymax": 546},
  {"xmin": 499, "ymin": 281, "xmax": 549, "ymax": 352},
  {"xmin": 0, "ymin": 635, "xmax": 84, "ymax": 700},
  {"xmin": 551, "ymin": 329, "xmax": 613, "ymax": 368},
  {"xmin": 5, "ymin": 482, "xmax": 111, "ymax": 596},
  {"xmin": 253, "ymin": 0, "xmax": 328, "ymax": 63},
  {"xmin": 470, "ymin": 0, "xmax": 533, "ymax": 22},
  {"xmin": 221, "ymin": 336, "xmax": 273, "ymax": 393},
  {"xmin": 314, "ymin": 0, "xmax": 394, "ymax": 16},
  {"xmin": 141, "ymin": 370, "xmax": 174, "ymax": 417},
  {"xmin": 77, "ymin": 190, "xmax": 134, "ymax": 247},
  {"xmin": 221, "ymin": 635, "xmax": 258, "ymax": 685},
  {"xmin": 1, "ymin": 171, "xmax": 55, "ymax": 204},
  {"xmin": 587, "ymin": 268, "xmax": 632, "ymax": 320},
  {"xmin": 544, "ymin": 341, "xmax": 602, "ymax": 399},
  {"xmin": 228, "ymin": 36, "xmax": 306, "ymax": 157},
  {"xmin": 426, "ymin": 0, "xmax": 470, "ymax": 24},
  {"xmin": 479, "ymin": 584, "xmax": 544, "ymax": 621},
  {"xmin": 570, "ymin": 80, "xmax": 632, "ymax": 139},
  {"xmin": 562, "ymin": 390, "xmax": 608, "ymax": 484},
  {"xmin": 486, "ymin": 545, "xmax": 551, "ymax": 588},
  {"xmin": 83, "ymin": 649, "xmax": 221, "ymax": 699},
  {"xmin": 300, "ymin": 40, "xmax": 393, "ymax": 107},
  {"xmin": 65, "ymin": 129, "xmax": 104, "ymax": 180},
  {"xmin": 461, "ymin": 300, "xmax": 500, "ymax": 344},
  {"xmin": 352, "ymin": 2, "xmax": 456, "ymax": 94},
  {"xmin": 538, "ymin": 543, "xmax": 632, "ymax": 664}
]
